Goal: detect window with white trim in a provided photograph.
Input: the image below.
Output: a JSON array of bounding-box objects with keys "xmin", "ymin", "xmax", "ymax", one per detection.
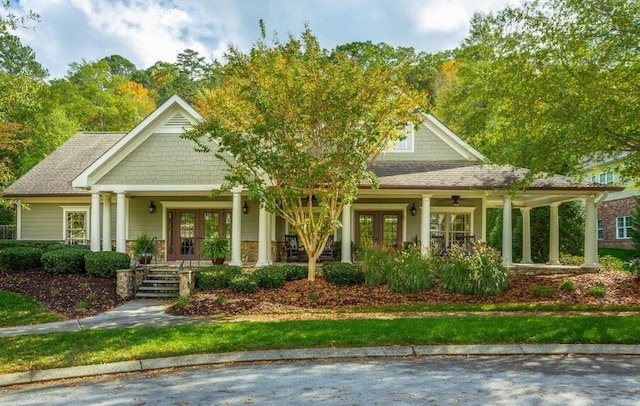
[
  {"xmin": 62, "ymin": 207, "xmax": 90, "ymax": 245},
  {"xmin": 597, "ymin": 218, "xmax": 603, "ymax": 240},
  {"xmin": 591, "ymin": 172, "xmax": 616, "ymax": 185},
  {"xmin": 390, "ymin": 124, "xmax": 414, "ymax": 153},
  {"xmin": 616, "ymin": 216, "xmax": 632, "ymax": 239}
]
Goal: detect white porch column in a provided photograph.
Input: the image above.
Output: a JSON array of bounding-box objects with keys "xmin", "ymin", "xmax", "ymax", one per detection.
[
  {"xmin": 420, "ymin": 194, "xmax": 431, "ymax": 257},
  {"xmin": 115, "ymin": 192, "xmax": 127, "ymax": 253},
  {"xmin": 256, "ymin": 207, "xmax": 269, "ymax": 267},
  {"xmin": 583, "ymin": 195, "xmax": 598, "ymax": 268},
  {"xmin": 501, "ymin": 195, "xmax": 513, "ymax": 267},
  {"xmin": 481, "ymin": 197, "xmax": 487, "ymax": 241},
  {"xmin": 520, "ymin": 207, "xmax": 532, "ymax": 264},
  {"xmin": 15, "ymin": 201, "xmax": 21, "ymax": 240},
  {"xmin": 341, "ymin": 204, "xmax": 352, "ymax": 263},
  {"xmin": 90, "ymin": 192, "xmax": 101, "ymax": 252},
  {"xmin": 101, "ymin": 193, "xmax": 112, "ymax": 252},
  {"xmin": 229, "ymin": 191, "xmax": 243, "ymax": 266},
  {"xmin": 549, "ymin": 203, "xmax": 560, "ymax": 265}
]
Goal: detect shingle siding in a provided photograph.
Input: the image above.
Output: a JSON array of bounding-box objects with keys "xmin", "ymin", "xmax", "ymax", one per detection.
[
  {"xmin": 377, "ymin": 125, "xmax": 466, "ymax": 162},
  {"xmin": 97, "ymin": 132, "xmax": 229, "ymax": 186}
]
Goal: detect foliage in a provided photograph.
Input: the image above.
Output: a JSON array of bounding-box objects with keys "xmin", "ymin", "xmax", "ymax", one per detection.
[
  {"xmin": 632, "ymin": 197, "xmax": 640, "ymax": 253},
  {"xmin": 434, "ymin": 0, "xmax": 640, "ymax": 180},
  {"xmin": 387, "ymin": 248, "xmax": 439, "ymax": 294},
  {"xmin": 323, "ymin": 262, "xmax": 364, "ymax": 286},
  {"xmin": 0, "ymin": 240, "xmax": 61, "ymax": 251},
  {"xmin": 558, "ymin": 279, "xmax": 576, "ymax": 292},
  {"xmin": 185, "ymin": 25, "xmax": 424, "ymax": 280},
  {"xmin": 359, "ymin": 245, "xmax": 395, "ymax": 286},
  {"xmin": 532, "ymin": 285, "xmax": 556, "ymax": 298},
  {"xmin": 200, "ymin": 238, "xmax": 229, "ymax": 260},
  {"xmin": 487, "ymin": 202, "xmax": 585, "ymax": 262},
  {"xmin": 196, "ymin": 265, "xmax": 242, "ymax": 289},
  {"xmin": 599, "ymin": 255, "xmax": 625, "ymax": 272},
  {"xmin": 276, "ymin": 264, "xmax": 308, "ymax": 281},
  {"xmin": 84, "ymin": 251, "xmax": 130, "ymax": 278},
  {"xmin": 623, "ymin": 258, "xmax": 640, "ymax": 279},
  {"xmin": 439, "ymin": 243, "xmax": 509, "ymax": 296},
  {"xmin": 0, "ymin": 246, "xmax": 43, "ymax": 270},
  {"xmin": 132, "ymin": 233, "xmax": 157, "ymax": 258},
  {"xmin": 252, "ymin": 266, "xmax": 287, "ymax": 289},
  {"xmin": 588, "ymin": 286, "xmax": 607, "ymax": 298},
  {"xmin": 560, "ymin": 254, "xmax": 583, "ymax": 266},
  {"xmin": 229, "ymin": 274, "xmax": 259, "ymax": 293},
  {"xmin": 173, "ymin": 296, "xmax": 190, "ymax": 310},
  {"xmin": 41, "ymin": 248, "xmax": 87, "ymax": 274}
]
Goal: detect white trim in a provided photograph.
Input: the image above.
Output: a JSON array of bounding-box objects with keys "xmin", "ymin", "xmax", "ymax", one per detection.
[
  {"xmin": 90, "ymin": 184, "xmax": 224, "ymax": 192},
  {"xmin": 423, "ymin": 113, "xmax": 487, "ymax": 162},
  {"xmin": 61, "ymin": 205, "xmax": 90, "ymax": 244},
  {"xmin": 72, "ymin": 95, "xmax": 204, "ymax": 188},
  {"xmin": 616, "ymin": 215, "xmax": 633, "ymax": 239}
]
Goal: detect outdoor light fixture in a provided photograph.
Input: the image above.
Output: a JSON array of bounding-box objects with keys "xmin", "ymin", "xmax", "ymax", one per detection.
[
  {"xmin": 410, "ymin": 202, "xmax": 417, "ymax": 216},
  {"xmin": 148, "ymin": 200, "xmax": 156, "ymax": 214},
  {"xmin": 242, "ymin": 201, "xmax": 249, "ymax": 215},
  {"xmin": 451, "ymin": 195, "xmax": 460, "ymax": 207}
]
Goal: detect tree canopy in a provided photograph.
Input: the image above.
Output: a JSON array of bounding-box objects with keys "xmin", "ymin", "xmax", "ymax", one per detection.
[
  {"xmin": 433, "ymin": 0, "xmax": 640, "ymax": 180},
  {"xmin": 185, "ymin": 27, "xmax": 425, "ymax": 280}
]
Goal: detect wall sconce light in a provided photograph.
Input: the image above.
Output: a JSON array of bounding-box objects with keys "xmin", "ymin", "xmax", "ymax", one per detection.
[
  {"xmin": 148, "ymin": 200, "xmax": 156, "ymax": 214},
  {"xmin": 451, "ymin": 195, "xmax": 460, "ymax": 207},
  {"xmin": 410, "ymin": 202, "xmax": 417, "ymax": 216},
  {"xmin": 242, "ymin": 201, "xmax": 249, "ymax": 215}
]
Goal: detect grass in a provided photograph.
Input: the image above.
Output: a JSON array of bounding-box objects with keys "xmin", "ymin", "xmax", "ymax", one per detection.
[
  {"xmin": 344, "ymin": 302, "xmax": 640, "ymax": 313},
  {"xmin": 598, "ymin": 248, "xmax": 637, "ymax": 260},
  {"xmin": 2, "ymin": 315, "xmax": 640, "ymax": 374},
  {"xmin": 0, "ymin": 291, "xmax": 64, "ymax": 327}
]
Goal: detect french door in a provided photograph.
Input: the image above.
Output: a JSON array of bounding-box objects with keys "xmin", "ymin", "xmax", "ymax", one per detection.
[
  {"xmin": 166, "ymin": 209, "xmax": 231, "ymax": 261},
  {"xmin": 354, "ymin": 211, "xmax": 403, "ymax": 248}
]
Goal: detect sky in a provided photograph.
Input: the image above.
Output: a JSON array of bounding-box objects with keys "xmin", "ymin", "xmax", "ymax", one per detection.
[{"xmin": 11, "ymin": 0, "xmax": 522, "ymax": 79}]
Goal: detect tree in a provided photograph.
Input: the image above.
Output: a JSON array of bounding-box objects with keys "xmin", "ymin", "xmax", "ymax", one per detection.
[
  {"xmin": 185, "ymin": 27, "xmax": 424, "ymax": 280},
  {"xmin": 434, "ymin": 0, "xmax": 640, "ymax": 180},
  {"xmin": 0, "ymin": 33, "xmax": 48, "ymax": 79}
]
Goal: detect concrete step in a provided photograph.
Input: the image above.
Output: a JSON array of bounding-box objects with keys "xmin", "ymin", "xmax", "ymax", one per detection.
[
  {"xmin": 135, "ymin": 292, "xmax": 179, "ymax": 299},
  {"xmin": 138, "ymin": 286, "xmax": 179, "ymax": 292},
  {"xmin": 142, "ymin": 279, "xmax": 179, "ymax": 285}
]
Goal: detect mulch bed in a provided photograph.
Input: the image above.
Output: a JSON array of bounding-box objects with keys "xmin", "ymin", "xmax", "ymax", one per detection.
[
  {"xmin": 169, "ymin": 270, "xmax": 640, "ymax": 318},
  {"xmin": 0, "ymin": 268, "xmax": 124, "ymax": 319}
]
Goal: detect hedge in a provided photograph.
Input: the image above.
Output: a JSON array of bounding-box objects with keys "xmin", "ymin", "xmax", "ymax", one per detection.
[
  {"xmin": 41, "ymin": 248, "xmax": 87, "ymax": 274},
  {"xmin": 323, "ymin": 262, "xmax": 365, "ymax": 286},
  {"xmin": 196, "ymin": 265, "xmax": 242, "ymax": 289},
  {"xmin": 0, "ymin": 247, "xmax": 44, "ymax": 271},
  {"xmin": 252, "ymin": 266, "xmax": 287, "ymax": 289},
  {"xmin": 84, "ymin": 251, "xmax": 131, "ymax": 278}
]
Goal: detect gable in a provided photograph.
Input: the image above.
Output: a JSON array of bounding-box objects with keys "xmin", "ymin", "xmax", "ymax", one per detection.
[{"xmin": 376, "ymin": 114, "xmax": 486, "ymax": 163}]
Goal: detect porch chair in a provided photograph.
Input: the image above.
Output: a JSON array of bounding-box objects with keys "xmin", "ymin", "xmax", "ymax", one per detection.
[{"xmin": 285, "ymin": 234, "xmax": 308, "ymax": 262}]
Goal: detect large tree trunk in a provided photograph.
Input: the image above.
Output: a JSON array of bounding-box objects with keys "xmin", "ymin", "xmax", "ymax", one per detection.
[{"xmin": 307, "ymin": 258, "xmax": 317, "ymax": 281}]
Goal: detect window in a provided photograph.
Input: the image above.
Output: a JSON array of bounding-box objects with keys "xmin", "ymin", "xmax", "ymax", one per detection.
[
  {"xmin": 591, "ymin": 172, "xmax": 616, "ymax": 185},
  {"xmin": 62, "ymin": 207, "xmax": 90, "ymax": 245},
  {"xmin": 597, "ymin": 219, "xmax": 603, "ymax": 240},
  {"xmin": 616, "ymin": 216, "xmax": 632, "ymax": 239},
  {"xmin": 390, "ymin": 124, "xmax": 414, "ymax": 153}
]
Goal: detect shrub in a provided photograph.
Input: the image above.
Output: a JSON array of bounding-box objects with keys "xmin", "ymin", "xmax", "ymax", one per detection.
[
  {"xmin": 360, "ymin": 245, "xmax": 395, "ymax": 286},
  {"xmin": 624, "ymin": 258, "xmax": 640, "ymax": 279},
  {"xmin": 41, "ymin": 248, "xmax": 87, "ymax": 274},
  {"xmin": 588, "ymin": 285, "xmax": 607, "ymax": 297},
  {"xmin": 532, "ymin": 285, "xmax": 556, "ymax": 298},
  {"xmin": 558, "ymin": 279, "xmax": 576, "ymax": 292},
  {"xmin": 253, "ymin": 266, "xmax": 287, "ymax": 289},
  {"xmin": 599, "ymin": 255, "xmax": 625, "ymax": 272},
  {"xmin": 387, "ymin": 248, "xmax": 438, "ymax": 294},
  {"xmin": 277, "ymin": 264, "xmax": 308, "ymax": 281},
  {"xmin": 323, "ymin": 261, "xmax": 364, "ymax": 286},
  {"xmin": 229, "ymin": 274, "xmax": 258, "ymax": 293},
  {"xmin": 0, "ymin": 240, "xmax": 64, "ymax": 251},
  {"xmin": 440, "ymin": 243, "xmax": 509, "ymax": 296},
  {"xmin": 0, "ymin": 247, "xmax": 44, "ymax": 270},
  {"xmin": 196, "ymin": 265, "xmax": 242, "ymax": 289},
  {"xmin": 84, "ymin": 251, "xmax": 131, "ymax": 278},
  {"xmin": 559, "ymin": 253, "xmax": 583, "ymax": 266}
]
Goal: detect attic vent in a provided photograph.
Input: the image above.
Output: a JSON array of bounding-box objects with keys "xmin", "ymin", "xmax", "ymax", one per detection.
[{"xmin": 164, "ymin": 112, "xmax": 191, "ymax": 129}]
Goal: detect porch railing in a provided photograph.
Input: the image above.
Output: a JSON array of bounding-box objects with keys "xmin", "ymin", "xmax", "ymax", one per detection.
[{"xmin": 0, "ymin": 225, "xmax": 16, "ymax": 240}]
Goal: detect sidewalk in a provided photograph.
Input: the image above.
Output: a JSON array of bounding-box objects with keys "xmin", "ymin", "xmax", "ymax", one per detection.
[{"xmin": 2, "ymin": 300, "xmax": 640, "ymax": 387}]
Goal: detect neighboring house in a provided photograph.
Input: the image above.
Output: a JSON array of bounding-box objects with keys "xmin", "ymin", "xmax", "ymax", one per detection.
[
  {"xmin": 3, "ymin": 95, "xmax": 621, "ymax": 268},
  {"xmin": 585, "ymin": 157, "xmax": 638, "ymax": 250}
]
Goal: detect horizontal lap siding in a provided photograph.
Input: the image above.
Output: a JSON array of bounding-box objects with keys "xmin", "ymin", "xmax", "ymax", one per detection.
[{"xmin": 21, "ymin": 203, "xmax": 69, "ymax": 240}]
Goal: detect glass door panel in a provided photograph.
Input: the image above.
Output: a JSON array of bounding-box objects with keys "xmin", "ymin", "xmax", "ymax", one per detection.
[
  {"xmin": 180, "ymin": 212, "xmax": 195, "ymax": 255},
  {"xmin": 382, "ymin": 214, "xmax": 400, "ymax": 248},
  {"xmin": 355, "ymin": 211, "xmax": 402, "ymax": 248},
  {"xmin": 204, "ymin": 212, "xmax": 220, "ymax": 240},
  {"xmin": 357, "ymin": 214, "xmax": 375, "ymax": 246}
]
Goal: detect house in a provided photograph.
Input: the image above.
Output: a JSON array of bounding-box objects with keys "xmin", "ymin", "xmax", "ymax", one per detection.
[
  {"xmin": 2, "ymin": 95, "xmax": 622, "ymax": 268},
  {"xmin": 585, "ymin": 156, "xmax": 638, "ymax": 250}
]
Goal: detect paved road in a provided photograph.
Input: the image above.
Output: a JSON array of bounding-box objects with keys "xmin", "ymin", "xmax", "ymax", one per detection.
[{"xmin": 2, "ymin": 355, "xmax": 640, "ymax": 405}]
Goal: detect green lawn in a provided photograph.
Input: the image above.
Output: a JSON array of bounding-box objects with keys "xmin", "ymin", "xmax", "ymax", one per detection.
[
  {"xmin": 0, "ymin": 291, "xmax": 64, "ymax": 327},
  {"xmin": 2, "ymin": 315, "xmax": 640, "ymax": 374},
  {"xmin": 599, "ymin": 247, "xmax": 637, "ymax": 260}
]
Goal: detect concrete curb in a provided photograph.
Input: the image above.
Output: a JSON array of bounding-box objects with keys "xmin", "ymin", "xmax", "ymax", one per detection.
[{"xmin": 2, "ymin": 344, "xmax": 640, "ymax": 387}]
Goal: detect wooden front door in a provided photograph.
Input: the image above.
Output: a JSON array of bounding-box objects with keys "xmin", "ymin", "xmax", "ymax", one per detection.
[
  {"xmin": 354, "ymin": 211, "xmax": 403, "ymax": 248},
  {"xmin": 166, "ymin": 209, "xmax": 231, "ymax": 261}
]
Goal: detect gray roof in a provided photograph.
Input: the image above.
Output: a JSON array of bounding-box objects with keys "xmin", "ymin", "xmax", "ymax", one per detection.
[
  {"xmin": 3, "ymin": 132, "xmax": 126, "ymax": 197},
  {"xmin": 367, "ymin": 161, "xmax": 622, "ymax": 191}
]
